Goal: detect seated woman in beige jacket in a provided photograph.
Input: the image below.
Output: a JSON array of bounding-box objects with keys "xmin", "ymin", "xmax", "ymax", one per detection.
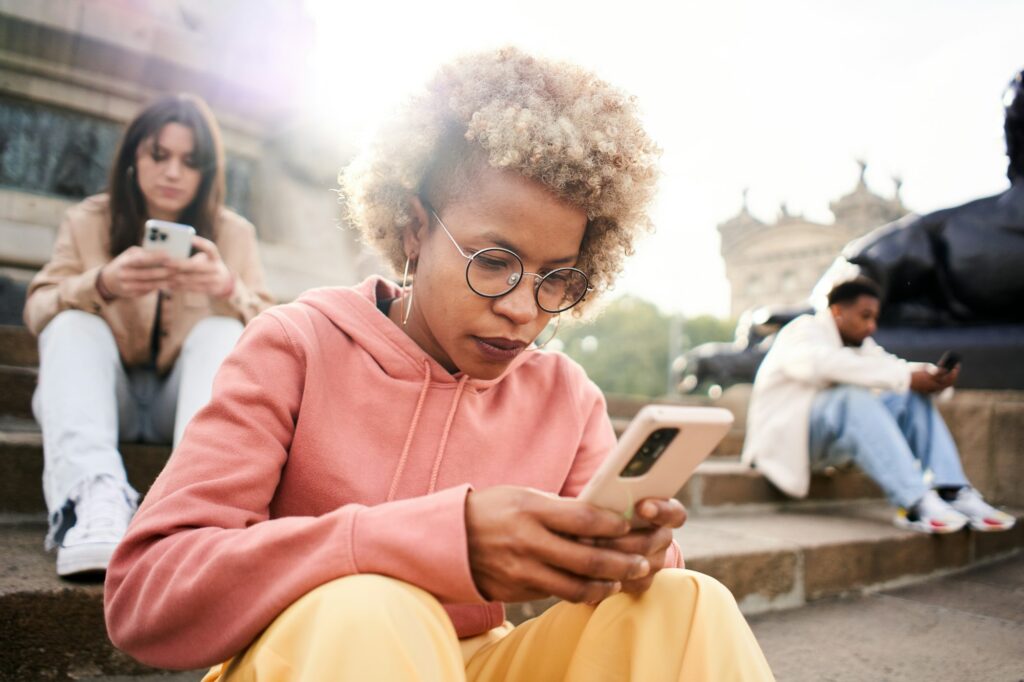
[{"xmin": 23, "ymin": 93, "xmax": 274, "ymax": 578}]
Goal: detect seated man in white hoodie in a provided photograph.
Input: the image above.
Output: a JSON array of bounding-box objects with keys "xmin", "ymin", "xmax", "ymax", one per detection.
[{"xmin": 742, "ymin": 278, "xmax": 1015, "ymax": 534}]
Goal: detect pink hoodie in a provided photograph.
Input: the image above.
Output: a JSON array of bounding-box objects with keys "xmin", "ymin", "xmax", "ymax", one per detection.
[{"xmin": 104, "ymin": 276, "xmax": 682, "ymax": 669}]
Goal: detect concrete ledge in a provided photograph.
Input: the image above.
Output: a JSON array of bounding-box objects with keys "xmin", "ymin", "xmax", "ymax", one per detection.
[
  {"xmin": 0, "ymin": 424, "xmax": 170, "ymax": 513},
  {"xmin": 0, "ymin": 521, "xmax": 169, "ymax": 680},
  {"xmin": 0, "ymin": 365, "xmax": 35, "ymax": 419},
  {"xmin": 0, "ymin": 324, "xmax": 36, "ymax": 366},
  {"xmin": 678, "ymin": 460, "xmax": 882, "ymax": 514},
  {"xmin": 2, "ymin": 503, "xmax": 1020, "ymax": 679},
  {"xmin": 675, "ymin": 503, "xmax": 1024, "ymax": 614}
]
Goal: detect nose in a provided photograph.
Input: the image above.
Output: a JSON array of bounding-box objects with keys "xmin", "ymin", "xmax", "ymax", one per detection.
[
  {"xmin": 492, "ymin": 278, "xmax": 539, "ymax": 326},
  {"xmin": 165, "ymin": 157, "xmax": 183, "ymax": 179}
]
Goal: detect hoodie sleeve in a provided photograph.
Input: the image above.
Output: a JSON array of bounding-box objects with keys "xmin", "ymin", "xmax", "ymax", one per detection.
[
  {"xmin": 558, "ymin": 362, "xmax": 685, "ymax": 569},
  {"xmin": 104, "ymin": 312, "xmax": 482, "ymax": 670}
]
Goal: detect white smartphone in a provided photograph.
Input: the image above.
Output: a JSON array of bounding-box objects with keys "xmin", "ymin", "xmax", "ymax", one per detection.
[
  {"xmin": 143, "ymin": 219, "xmax": 195, "ymax": 260},
  {"xmin": 578, "ymin": 405, "xmax": 733, "ymax": 527}
]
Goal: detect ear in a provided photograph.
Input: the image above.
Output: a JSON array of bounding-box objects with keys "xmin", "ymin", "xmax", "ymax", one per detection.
[
  {"xmin": 402, "ymin": 195, "xmax": 431, "ymax": 267},
  {"xmin": 829, "ymin": 303, "xmax": 843, "ymax": 321}
]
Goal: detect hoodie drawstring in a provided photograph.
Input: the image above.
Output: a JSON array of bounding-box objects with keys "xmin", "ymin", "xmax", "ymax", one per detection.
[
  {"xmin": 428, "ymin": 374, "xmax": 469, "ymax": 494},
  {"xmin": 386, "ymin": 363, "xmax": 470, "ymax": 501},
  {"xmin": 386, "ymin": 362, "xmax": 432, "ymax": 502}
]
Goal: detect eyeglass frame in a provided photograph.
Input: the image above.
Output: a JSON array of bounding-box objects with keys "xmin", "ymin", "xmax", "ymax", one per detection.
[{"xmin": 423, "ymin": 202, "xmax": 593, "ymax": 314}]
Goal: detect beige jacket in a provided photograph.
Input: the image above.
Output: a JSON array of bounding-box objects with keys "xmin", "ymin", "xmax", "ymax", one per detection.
[
  {"xmin": 741, "ymin": 310, "xmax": 912, "ymax": 497},
  {"xmin": 24, "ymin": 194, "xmax": 274, "ymax": 373}
]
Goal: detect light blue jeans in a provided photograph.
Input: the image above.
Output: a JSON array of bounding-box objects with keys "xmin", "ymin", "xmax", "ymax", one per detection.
[{"xmin": 808, "ymin": 386, "xmax": 970, "ymax": 509}]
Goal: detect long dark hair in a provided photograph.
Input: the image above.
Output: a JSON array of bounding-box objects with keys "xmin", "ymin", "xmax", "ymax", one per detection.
[{"xmin": 107, "ymin": 93, "xmax": 225, "ymax": 256}]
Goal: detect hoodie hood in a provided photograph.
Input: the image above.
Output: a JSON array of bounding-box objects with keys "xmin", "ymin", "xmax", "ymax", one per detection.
[{"xmin": 296, "ymin": 275, "xmax": 534, "ymax": 392}]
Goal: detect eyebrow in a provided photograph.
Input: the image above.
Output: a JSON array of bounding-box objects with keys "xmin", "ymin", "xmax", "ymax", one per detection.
[{"xmin": 475, "ymin": 230, "xmax": 578, "ymax": 267}]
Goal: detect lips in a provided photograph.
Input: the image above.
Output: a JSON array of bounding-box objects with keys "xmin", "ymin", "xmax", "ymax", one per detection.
[{"xmin": 473, "ymin": 336, "xmax": 527, "ymax": 362}]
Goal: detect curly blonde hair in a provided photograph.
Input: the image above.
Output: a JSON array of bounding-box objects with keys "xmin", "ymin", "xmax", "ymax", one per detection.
[{"xmin": 341, "ymin": 47, "xmax": 660, "ymax": 313}]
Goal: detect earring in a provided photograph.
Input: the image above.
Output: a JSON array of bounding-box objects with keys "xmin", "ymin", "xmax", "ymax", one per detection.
[
  {"xmin": 532, "ymin": 315, "xmax": 561, "ymax": 350},
  {"xmin": 401, "ymin": 257, "xmax": 414, "ymax": 326}
]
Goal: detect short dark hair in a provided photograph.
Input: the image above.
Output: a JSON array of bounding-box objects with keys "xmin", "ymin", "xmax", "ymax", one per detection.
[{"xmin": 828, "ymin": 277, "xmax": 881, "ymax": 307}]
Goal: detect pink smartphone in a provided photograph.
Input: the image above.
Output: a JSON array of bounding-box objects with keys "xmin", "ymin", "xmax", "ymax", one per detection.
[{"xmin": 578, "ymin": 405, "xmax": 733, "ymax": 527}]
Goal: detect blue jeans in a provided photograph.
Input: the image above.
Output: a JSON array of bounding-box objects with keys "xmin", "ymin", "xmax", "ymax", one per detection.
[{"xmin": 808, "ymin": 386, "xmax": 969, "ymax": 509}]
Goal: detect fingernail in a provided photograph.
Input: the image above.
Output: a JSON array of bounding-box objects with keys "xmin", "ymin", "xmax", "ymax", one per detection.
[
  {"xmin": 630, "ymin": 558, "xmax": 650, "ymax": 579},
  {"xmin": 641, "ymin": 501, "xmax": 657, "ymax": 518},
  {"xmin": 609, "ymin": 581, "xmax": 622, "ymax": 595}
]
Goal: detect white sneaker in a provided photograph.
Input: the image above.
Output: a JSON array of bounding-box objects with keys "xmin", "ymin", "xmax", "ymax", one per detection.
[
  {"xmin": 949, "ymin": 487, "xmax": 1016, "ymax": 532},
  {"xmin": 56, "ymin": 475, "xmax": 136, "ymax": 577},
  {"xmin": 894, "ymin": 490, "xmax": 968, "ymax": 534}
]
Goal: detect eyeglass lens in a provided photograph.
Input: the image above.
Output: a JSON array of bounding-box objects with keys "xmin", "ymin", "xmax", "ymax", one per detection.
[{"xmin": 467, "ymin": 248, "xmax": 588, "ymax": 313}]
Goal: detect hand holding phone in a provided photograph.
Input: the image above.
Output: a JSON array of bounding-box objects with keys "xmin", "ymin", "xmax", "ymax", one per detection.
[
  {"xmin": 578, "ymin": 405, "xmax": 733, "ymax": 527},
  {"xmin": 936, "ymin": 350, "xmax": 961, "ymax": 372},
  {"xmin": 143, "ymin": 219, "xmax": 195, "ymax": 261}
]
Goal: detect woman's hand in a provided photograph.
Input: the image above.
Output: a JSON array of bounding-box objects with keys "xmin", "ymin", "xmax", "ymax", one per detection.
[
  {"xmin": 99, "ymin": 246, "xmax": 176, "ymax": 299},
  {"xmin": 465, "ymin": 486, "xmax": 651, "ymax": 604},
  {"xmin": 171, "ymin": 236, "xmax": 234, "ymax": 298},
  {"xmin": 590, "ymin": 498, "xmax": 687, "ymax": 595}
]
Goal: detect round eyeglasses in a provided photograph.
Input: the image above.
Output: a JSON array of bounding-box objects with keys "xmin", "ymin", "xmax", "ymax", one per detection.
[{"xmin": 427, "ymin": 206, "xmax": 592, "ymax": 314}]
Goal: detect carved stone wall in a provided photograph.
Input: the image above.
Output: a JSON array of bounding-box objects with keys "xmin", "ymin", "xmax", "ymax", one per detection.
[
  {"xmin": 0, "ymin": 0, "xmax": 382, "ymax": 301},
  {"xmin": 718, "ymin": 164, "xmax": 907, "ymax": 317}
]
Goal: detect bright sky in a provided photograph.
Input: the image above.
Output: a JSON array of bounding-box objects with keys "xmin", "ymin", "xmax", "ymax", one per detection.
[{"xmin": 302, "ymin": 0, "xmax": 1022, "ymax": 317}]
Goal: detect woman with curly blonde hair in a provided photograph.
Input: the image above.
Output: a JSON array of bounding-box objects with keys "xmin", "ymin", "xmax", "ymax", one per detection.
[{"xmin": 105, "ymin": 48, "xmax": 773, "ymax": 680}]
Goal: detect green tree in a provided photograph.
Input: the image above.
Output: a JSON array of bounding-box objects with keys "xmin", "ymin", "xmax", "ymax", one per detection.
[
  {"xmin": 557, "ymin": 297, "xmax": 735, "ymax": 398},
  {"xmin": 679, "ymin": 314, "xmax": 736, "ymax": 349},
  {"xmin": 559, "ymin": 296, "xmax": 669, "ymax": 397}
]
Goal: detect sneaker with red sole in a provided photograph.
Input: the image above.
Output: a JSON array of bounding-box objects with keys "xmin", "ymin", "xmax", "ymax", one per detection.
[
  {"xmin": 949, "ymin": 487, "xmax": 1016, "ymax": 532},
  {"xmin": 894, "ymin": 490, "xmax": 968, "ymax": 534}
]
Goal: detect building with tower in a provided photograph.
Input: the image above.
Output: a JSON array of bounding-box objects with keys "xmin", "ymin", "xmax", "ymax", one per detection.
[{"xmin": 718, "ymin": 162, "xmax": 907, "ymax": 318}]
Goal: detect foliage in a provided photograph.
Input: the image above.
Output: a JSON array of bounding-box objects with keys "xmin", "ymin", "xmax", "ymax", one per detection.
[{"xmin": 556, "ymin": 295, "xmax": 734, "ymax": 398}]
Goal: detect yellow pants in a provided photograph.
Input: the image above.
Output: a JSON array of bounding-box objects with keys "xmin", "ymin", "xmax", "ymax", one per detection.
[{"xmin": 203, "ymin": 569, "xmax": 774, "ymax": 681}]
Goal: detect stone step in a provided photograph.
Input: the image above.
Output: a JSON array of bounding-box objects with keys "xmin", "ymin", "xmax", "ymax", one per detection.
[
  {"xmin": 679, "ymin": 460, "xmax": 882, "ymax": 514},
  {"xmin": 0, "ymin": 421, "xmax": 171, "ymax": 514},
  {"xmin": 0, "ymin": 324, "xmax": 36, "ymax": 367},
  {"xmin": 674, "ymin": 502, "xmax": 1024, "ymax": 615},
  {"xmin": 4, "ymin": 504, "xmax": 1020, "ymax": 679},
  {"xmin": 0, "ymin": 519, "xmax": 204, "ymax": 681},
  {"xmin": 0, "ymin": 419, "xmax": 878, "ymax": 515},
  {"xmin": 0, "ymin": 364, "xmax": 36, "ymax": 419}
]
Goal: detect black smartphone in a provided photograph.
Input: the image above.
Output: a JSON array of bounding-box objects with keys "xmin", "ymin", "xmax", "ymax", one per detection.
[{"xmin": 936, "ymin": 351, "xmax": 961, "ymax": 371}]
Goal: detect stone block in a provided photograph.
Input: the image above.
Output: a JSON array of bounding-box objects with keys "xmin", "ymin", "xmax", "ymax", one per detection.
[
  {"xmin": 0, "ymin": 428, "xmax": 171, "ymax": 513},
  {"xmin": 0, "ymin": 365, "xmax": 35, "ymax": 419},
  {"xmin": 0, "ymin": 325, "xmax": 37, "ymax": 366},
  {"xmin": 696, "ymin": 464, "xmax": 786, "ymax": 508},
  {"xmin": 0, "ymin": 0, "xmax": 82, "ymax": 34},
  {"xmin": 989, "ymin": 402, "xmax": 1024, "ymax": 507},
  {"xmin": 971, "ymin": 517, "xmax": 1024, "ymax": 561},
  {"xmin": 803, "ymin": 534, "xmax": 970, "ymax": 599},
  {"xmin": 686, "ymin": 549, "xmax": 799, "ymax": 606}
]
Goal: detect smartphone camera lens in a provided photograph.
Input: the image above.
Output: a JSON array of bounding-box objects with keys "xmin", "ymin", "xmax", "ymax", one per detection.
[
  {"xmin": 148, "ymin": 228, "xmax": 158, "ymax": 240},
  {"xmin": 159, "ymin": 232, "xmax": 168, "ymax": 241}
]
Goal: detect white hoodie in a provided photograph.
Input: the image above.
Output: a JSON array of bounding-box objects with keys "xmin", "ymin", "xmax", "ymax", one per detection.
[{"xmin": 741, "ymin": 310, "xmax": 912, "ymax": 497}]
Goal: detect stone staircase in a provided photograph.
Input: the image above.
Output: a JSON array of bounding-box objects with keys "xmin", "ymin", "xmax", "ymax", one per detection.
[{"xmin": 1, "ymin": 322, "xmax": 1022, "ymax": 680}]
